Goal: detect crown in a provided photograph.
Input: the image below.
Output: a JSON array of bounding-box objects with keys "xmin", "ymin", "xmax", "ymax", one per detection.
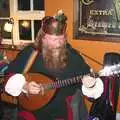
[{"xmin": 41, "ymin": 10, "xmax": 67, "ymax": 35}]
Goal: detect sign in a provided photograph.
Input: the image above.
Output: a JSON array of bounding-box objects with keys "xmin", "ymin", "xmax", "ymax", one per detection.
[{"xmin": 73, "ymin": 0, "xmax": 120, "ymax": 42}]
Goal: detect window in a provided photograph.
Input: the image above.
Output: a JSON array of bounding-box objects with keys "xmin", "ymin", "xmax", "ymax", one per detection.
[{"xmin": 0, "ymin": 0, "xmax": 45, "ymax": 46}]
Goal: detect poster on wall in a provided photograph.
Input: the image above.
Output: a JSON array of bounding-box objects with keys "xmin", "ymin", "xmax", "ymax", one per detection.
[{"xmin": 73, "ymin": 0, "xmax": 120, "ymax": 42}]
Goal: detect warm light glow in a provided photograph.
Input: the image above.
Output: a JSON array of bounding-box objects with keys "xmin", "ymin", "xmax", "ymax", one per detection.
[
  {"xmin": 21, "ymin": 20, "xmax": 30, "ymax": 28},
  {"xmin": 4, "ymin": 22, "xmax": 13, "ymax": 32}
]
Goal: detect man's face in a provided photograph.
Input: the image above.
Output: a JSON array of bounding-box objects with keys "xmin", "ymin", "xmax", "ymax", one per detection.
[
  {"xmin": 42, "ymin": 34, "xmax": 66, "ymax": 49},
  {"xmin": 41, "ymin": 34, "xmax": 67, "ymax": 71}
]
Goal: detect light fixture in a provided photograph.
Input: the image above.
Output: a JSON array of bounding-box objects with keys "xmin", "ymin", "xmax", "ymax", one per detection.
[
  {"xmin": 21, "ymin": 20, "xmax": 30, "ymax": 28},
  {"xmin": 4, "ymin": 18, "xmax": 15, "ymax": 48}
]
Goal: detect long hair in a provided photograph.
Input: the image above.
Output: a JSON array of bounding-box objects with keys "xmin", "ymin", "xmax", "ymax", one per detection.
[{"xmin": 34, "ymin": 12, "xmax": 68, "ymax": 71}]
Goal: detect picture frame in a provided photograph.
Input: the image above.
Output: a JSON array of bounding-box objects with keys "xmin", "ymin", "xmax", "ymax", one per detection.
[{"xmin": 73, "ymin": 0, "xmax": 120, "ymax": 42}]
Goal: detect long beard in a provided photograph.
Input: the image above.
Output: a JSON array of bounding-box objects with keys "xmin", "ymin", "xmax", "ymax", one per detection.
[{"xmin": 42, "ymin": 47, "xmax": 68, "ymax": 71}]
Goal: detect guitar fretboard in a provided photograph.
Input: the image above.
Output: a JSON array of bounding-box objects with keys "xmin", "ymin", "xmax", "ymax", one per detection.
[{"xmin": 43, "ymin": 75, "xmax": 83, "ymax": 90}]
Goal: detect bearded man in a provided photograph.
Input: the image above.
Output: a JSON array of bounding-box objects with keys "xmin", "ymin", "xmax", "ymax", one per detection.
[{"xmin": 4, "ymin": 10, "xmax": 103, "ymax": 120}]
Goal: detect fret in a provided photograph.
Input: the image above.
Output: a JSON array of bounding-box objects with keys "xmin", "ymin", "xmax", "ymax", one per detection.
[
  {"xmin": 55, "ymin": 81, "xmax": 59, "ymax": 88},
  {"xmin": 60, "ymin": 80, "xmax": 64, "ymax": 87},
  {"xmin": 57, "ymin": 80, "xmax": 60, "ymax": 88},
  {"xmin": 76, "ymin": 76, "xmax": 80, "ymax": 82},
  {"xmin": 44, "ymin": 75, "xmax": 83, "ymax": 90},
  {"xmin": 52, "ymin": 82, "xmax": 56, "ymax": 89},
  {"xmin": 66, "ymin": 78, "xmax": 70, "ymax": 85},
  {"xmin": 58, "ymin": 80, "xmax": 61, "ymax": 87},
  {"xmin": 73, "ymin": 77, "xmax": 76, "ymax": 84},
  {"xmin": 64, "ymin": 79, "xmax": 68, "ymax": 86}
]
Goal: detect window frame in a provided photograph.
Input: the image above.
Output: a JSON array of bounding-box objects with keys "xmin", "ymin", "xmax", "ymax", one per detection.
[{"xmin": 2, "ymin": 0, "xmax": 45, "ymax": 46}]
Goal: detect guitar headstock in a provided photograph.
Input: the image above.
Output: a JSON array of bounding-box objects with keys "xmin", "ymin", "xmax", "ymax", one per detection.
[{"xmin": 99, "ymin": 63, "xmax": 120, "ymax": 77}]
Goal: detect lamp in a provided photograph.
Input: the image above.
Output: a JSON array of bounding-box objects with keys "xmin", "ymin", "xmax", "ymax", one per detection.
[{"xmin": 4, "ymin": 18, "xmax": 15, "ymax": 48}]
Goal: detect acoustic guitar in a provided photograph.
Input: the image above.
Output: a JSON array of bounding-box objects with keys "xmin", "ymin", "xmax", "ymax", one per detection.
[
  {"xmin": 18, "ymin": 73, "xmax": 83, "ymax": 111},
  {"xmin": 18, "ymin": 64, "xmax": 120, "ymax": 111}
]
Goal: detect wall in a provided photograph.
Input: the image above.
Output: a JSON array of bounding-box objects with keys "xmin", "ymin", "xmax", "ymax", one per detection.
[{"xmin": 45, "ymin": 0, "xmax": 120, "ymax": 72}]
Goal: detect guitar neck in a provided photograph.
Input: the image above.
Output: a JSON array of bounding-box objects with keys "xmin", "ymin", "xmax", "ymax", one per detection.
[{"xmin": 43, "ymin": 75, "xmax": 83, "ymax": 90}]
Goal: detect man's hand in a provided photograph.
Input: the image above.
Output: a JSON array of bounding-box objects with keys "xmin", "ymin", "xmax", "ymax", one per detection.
[
  {"xmin": 82, "ymin": 75, "xmax": 96, "ymax": 88},
  {"xmin": 23, "ymin": 81, "xmax": 44, "ymax": 95}
]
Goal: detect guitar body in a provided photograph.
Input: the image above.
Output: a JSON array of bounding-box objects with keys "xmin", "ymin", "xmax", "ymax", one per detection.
[{"xmin": 18, "ymin": 73, "xmax": 56, "ymax": 111}]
